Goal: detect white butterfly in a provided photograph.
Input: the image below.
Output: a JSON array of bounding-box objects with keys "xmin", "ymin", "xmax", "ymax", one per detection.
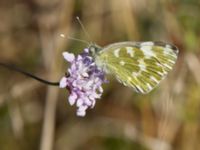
[{"xmin": 88, "ymin": 41, "xmax": 178, "ymax": 94}]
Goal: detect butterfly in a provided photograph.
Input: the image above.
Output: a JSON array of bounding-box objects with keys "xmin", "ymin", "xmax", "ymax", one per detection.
[{"xmin": 88, "ymin": 41, "xmax": 179, "ymax": 94}]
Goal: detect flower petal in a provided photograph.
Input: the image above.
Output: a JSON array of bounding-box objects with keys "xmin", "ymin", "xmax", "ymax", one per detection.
[
  {"xmin": 59, "ymin": 77, "xmax": 67, "ymax": 88},
  {"xmin": 99, "ymin": 86, "xmax": 103, "ymax": 93},
  {"xmin": 76, "ymin": 98, "xmax": 83, "ymax": 107},
  {"xmin": 84, "ymin": 97, "xmax": 92, "ymax": 106},
  {"xmin": 91, "ymin": 100, "xmax": 96, "ymax": 108},
  {"xmin": 78, "ymin": 105, "xmax": 88, "ymax": 112},
  {"xmin": 89, "ymin": 92, "xmax": 101, "ymax": 100},
  {"xmin": 68, "ymin": 92, "xmax": 77, "ymax": 105},
  {"xmin": 76, "ymin": 110, "xmax": 86, "ymax": 117},
  {"xmin": 63, "ymin": 52, "xmax": 75, "ymax": 62},
  {"xmin": 76, "ymin": 105, "xmax": 88, "ymax": 117},
  {"xmin": 84, "ymin": 48, "xmax": 89, "ymax": 53}
]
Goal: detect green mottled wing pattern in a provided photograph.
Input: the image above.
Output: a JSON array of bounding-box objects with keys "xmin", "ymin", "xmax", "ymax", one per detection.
[{"xmin": 95, "ymin": 41, "xmax": 178, "ymax": 94}]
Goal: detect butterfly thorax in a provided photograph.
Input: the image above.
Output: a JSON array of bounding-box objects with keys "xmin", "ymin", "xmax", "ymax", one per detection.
[{"xmin": 88, "ymin": 43, "xmax": 110, "ymax": 73}]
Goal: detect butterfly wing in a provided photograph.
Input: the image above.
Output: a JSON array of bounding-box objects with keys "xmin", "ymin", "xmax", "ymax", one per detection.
[{"xmin": 95, "ymin": 41, "xmax": 179, "ymax": 94}]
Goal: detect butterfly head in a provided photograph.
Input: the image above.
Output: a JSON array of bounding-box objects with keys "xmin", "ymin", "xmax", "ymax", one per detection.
[{"xmin": 88, "ymin": 43, "xmax": 102, "ymax": 57}]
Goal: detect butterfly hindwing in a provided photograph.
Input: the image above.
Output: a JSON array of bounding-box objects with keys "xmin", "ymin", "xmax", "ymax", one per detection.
[{"xmin": 95, "ymin": 41, "xmax": 178, "ymax": 94}]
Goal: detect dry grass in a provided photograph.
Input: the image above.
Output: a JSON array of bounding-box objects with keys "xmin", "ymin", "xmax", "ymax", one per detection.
[{"xmin": 0, "ymin": 0, "xmax": 200, "ymax": 150}]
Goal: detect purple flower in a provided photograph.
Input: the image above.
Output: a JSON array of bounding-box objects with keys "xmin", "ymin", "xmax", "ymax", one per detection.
[{"xmin": 59, "ymin": 49, "xmax": 106, "ymax": 117}]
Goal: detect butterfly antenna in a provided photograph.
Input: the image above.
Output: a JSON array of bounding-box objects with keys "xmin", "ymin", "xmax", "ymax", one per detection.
[
  {"xmin": 76, "ymin": 16, "xmax": 92, "ymax": 42},
  {"xmin": 67, "ymin": 36, "xmax": 90, "ymax": 46}
]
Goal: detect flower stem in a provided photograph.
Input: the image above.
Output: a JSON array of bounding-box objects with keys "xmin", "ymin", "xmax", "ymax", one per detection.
[{"xmin": 0, "ymin": 62, "xmax": 59, "ymax": 86}]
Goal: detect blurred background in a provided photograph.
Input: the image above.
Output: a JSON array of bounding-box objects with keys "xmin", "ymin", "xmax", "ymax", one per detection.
[{"xmin": 0, "ymin": 0, "xmax": 200, "ymax": 150}]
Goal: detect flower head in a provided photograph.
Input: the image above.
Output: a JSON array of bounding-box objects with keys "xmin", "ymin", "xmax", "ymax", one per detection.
[{"xmin": 59, "ymin": 49, "xmax": 106, "ymax": 117}]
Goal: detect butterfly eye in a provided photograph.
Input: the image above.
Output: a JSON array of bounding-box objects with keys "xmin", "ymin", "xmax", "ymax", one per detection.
[
  {"xmin": 89, "ymin": 45, "xmax": 101, "ymax": 56},
  {"xmin": 90, "ymin": 47, "xmax": 96, "ymax": 53}
]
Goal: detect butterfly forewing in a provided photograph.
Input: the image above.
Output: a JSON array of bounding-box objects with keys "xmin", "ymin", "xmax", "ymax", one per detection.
[{"xmin": 95, "ymin": 41, "xmax": 178, "ymax": 94}]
